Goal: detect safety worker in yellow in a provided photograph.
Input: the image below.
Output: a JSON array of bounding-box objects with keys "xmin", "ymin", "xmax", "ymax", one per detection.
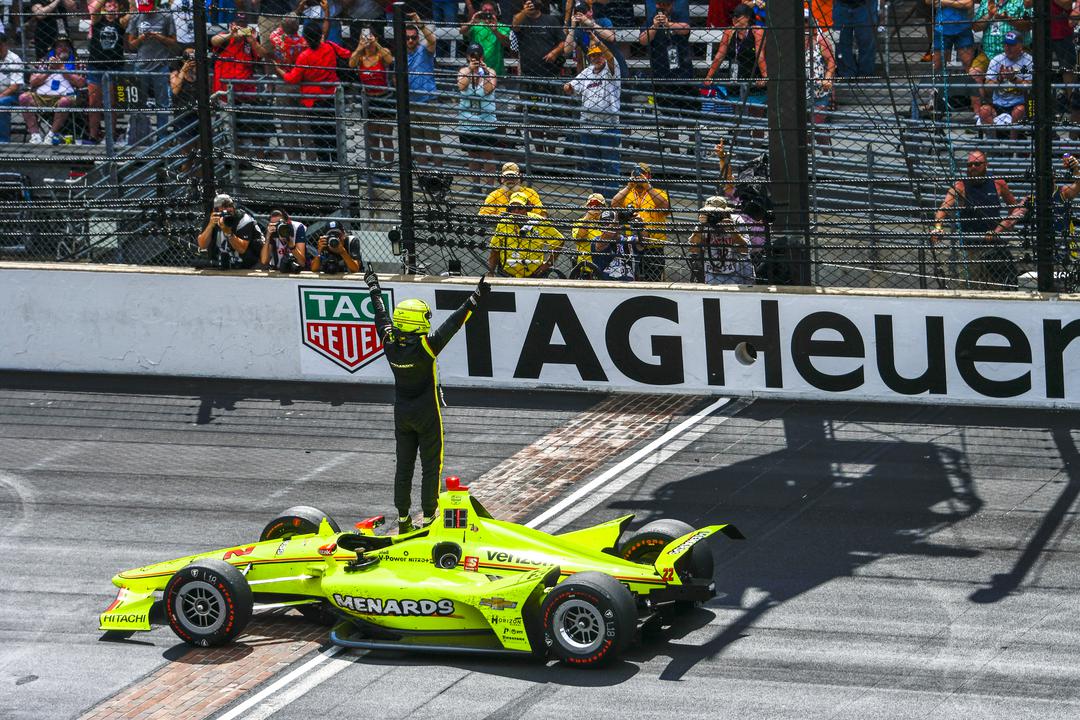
[
  {"xmin": 364, "ymin": 268, "xmax": 489, "ymax": 533},
  {"xmin": 478, "ymin": 161, "xmax": 546, "ymax": 217},
  {"xmin": 487, "ymin": 191, "xmax": 564, "ymax": 277}
]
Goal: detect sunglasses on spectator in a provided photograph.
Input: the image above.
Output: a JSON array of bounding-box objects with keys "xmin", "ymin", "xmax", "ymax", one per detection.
[{"xmin": 967, "ymin": 161, "xmax": 985, "ymax": 166}]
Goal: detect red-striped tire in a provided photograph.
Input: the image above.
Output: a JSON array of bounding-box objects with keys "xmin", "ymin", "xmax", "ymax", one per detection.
[
  {"xmin": 541, "ymin": 572, "xmax": 635, "ymax": 667},
  {"xmin": 259, "ymin": 506, "xmax": 340, "ymax": 542},
  {"xmin": 164, "ymin": 559, "xmax": 253, "ymax": 647}
]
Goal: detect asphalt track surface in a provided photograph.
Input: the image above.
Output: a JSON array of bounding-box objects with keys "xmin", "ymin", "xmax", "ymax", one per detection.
[{"xmin": 1, "ymin": 373, "xmax": 1079, "ymax": 719}]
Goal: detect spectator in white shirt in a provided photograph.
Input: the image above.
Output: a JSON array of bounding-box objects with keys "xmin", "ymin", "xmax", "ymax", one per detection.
[
  {"xmin": 18, "ymin": 35, "xmax": 84, "ymax": 144},
  {"xmin": 564, "ymin": 43, "xmax": 621, "ymax": 194},
  {"xmin": 0, "ymin": 33, "xmax": 22, "ymax": 143},
  {"xmin": 977, "ymin": 31, "xmax": 1031, "ymax": 139}
]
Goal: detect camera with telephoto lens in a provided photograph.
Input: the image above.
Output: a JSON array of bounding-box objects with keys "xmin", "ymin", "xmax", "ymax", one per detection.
[
  {"xmin": 327, "ymin": 234, "xmax": 341, "ymax": 250},
  {"xmin": 615, "ymin": 206, "xmax": 637, "ymax": 224},
  {"xmin": 277, "ymin": 253, "xmax": 302, "ymax": 274},
  {"xmin": 219, "ymin": 207, "xmax": 240, "ymax": 231},
  {"xmin": 275, "ymin": 221, "xmax": 294, "ymax": 242},
  {"xmin": 704, "ymin": 211, "xmax": 730, "ymax": 226}
]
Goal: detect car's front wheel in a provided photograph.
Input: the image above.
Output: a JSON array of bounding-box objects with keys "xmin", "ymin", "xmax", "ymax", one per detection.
[
  {"xmin": 164, "ymin": 559, "xmax": 253, "ymax": 647},
  {"xmin": 540, "ymin": 572, "xmax": 635, "ymax": 667}
]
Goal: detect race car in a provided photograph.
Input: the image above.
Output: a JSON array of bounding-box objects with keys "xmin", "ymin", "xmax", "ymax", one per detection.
[{"xmin": 100, "ymin": 477, "xmax": 743, "ymax": 666}]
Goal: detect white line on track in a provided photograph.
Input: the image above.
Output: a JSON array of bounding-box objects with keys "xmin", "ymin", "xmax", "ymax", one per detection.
[
  {"xmin": 527, "ymin": 396, "xmax": 733, "ymax": 531},
  {"xmin": 215, "ymin": 394, "xmax": 735, "ymax": 720}
]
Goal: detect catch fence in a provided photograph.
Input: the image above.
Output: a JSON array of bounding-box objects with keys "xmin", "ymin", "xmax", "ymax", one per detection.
[{"xmin": 0, "ymin": 1, "xmax": 1075, "ymax": 291}]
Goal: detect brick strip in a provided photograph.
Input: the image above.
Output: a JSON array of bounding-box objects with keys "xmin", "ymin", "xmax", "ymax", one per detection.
[
  {"xmin": 471, "ymin": 393, "xmax": 707, "ymax": 521},
  {"xmin": 79, "ymin": 617, "xmax": 326, "ymax": 720},
  {"xmin": 79, "ymin": 392, "xmax": 706, "ymax": 720}
]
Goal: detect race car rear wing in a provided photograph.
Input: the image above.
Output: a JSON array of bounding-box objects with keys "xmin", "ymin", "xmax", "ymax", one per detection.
[{"xmin": 652, "ymin": 524, "xmax": 744, "ymax": 583}]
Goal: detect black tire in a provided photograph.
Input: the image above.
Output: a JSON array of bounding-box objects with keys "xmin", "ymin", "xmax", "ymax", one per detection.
[
  {"xmin": 618, "ymin": 518, "xmax": 715, "ymax": 582},
  {"xmin": 259, "ymin": 506, "xmax": 341, "ymax": 542},
  {"xmin": 541, "ymin": 572, "xmax": 635, "ymax": 667},
  {"xmin": 164, "ymin": 559, "xmax": 253, "ymax": 647}
]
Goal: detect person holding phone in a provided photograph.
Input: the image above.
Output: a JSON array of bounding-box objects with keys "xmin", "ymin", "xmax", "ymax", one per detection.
[
  {"xmin": 349, "ymin": 26, "xmax": 395, "ymax": 175},
  {"xmin": 460, "ymin": 0, "xmax": 513, "ymax": 76}
]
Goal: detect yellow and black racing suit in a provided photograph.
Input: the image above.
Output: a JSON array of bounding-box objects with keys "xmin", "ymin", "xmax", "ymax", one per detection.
[{"xmin": 369, "ymin": 290, "xmax": 476, "ymax": 522}]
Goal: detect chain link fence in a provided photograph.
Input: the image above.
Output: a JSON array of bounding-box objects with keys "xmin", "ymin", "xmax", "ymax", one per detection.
[{"xmin": 0, "ymin": 1, "xmax": 1076, "ymax": 291}]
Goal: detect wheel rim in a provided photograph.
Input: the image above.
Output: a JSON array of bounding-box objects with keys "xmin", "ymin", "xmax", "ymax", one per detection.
[
  {"xmin": 176, "ymin": 580, "xmax": 226, "ymax": 636},
  {"xmin": 553, "ymin": 599, "xmax": 605, "ymax": 655}
]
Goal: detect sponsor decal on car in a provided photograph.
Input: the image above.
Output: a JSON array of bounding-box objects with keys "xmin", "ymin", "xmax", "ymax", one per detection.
[
  {"xmin": 463, "ymin": 556, "xmax": 479, "ymax": 572},
  {"xmin": 299, "ymin": 287, "xmax": 393, "ymax": 372},
  {"xmin": 223, "ymin": 545, "xmax": 255, "ymax": 560},
  {"xmin": 666, "ymin": 531, "xmax": 710, "ymax": 556},
  {"xmin": 275, "ymin": 539, "xmax": 290, "ymax": 556},
  {"xmin": 101, "ymin": 613, "xmax": 147, "ymax": 625},
  {"xmin": 488, "ymin": 615, "xmax": 524, "ymax": 626},
  {"xmin": 479, "ymin": 597, "xmax": 518, "ymax": 611},
  {"xmin": 332, "ymin": 595, "xmax": 455, "ymax": 616},
  {"xmin": 486, "ymin": 550, "xmax": 544, "ymax": 567}
]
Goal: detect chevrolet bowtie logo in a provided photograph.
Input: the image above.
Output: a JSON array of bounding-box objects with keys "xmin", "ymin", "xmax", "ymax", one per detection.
[{"xmin": 479, "ymin": 597, "xmax": 518, "ymax": 611}]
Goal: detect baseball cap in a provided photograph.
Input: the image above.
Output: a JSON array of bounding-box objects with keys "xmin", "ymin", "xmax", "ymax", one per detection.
[
  {"xmin": 1004, "ymin": 31, "xmax": 1020, "ymax": 46},
  {"xmin": 212, "ymin": 193, "xmax": 234, "ymax": 209},
  {"xmin": 466, "ymin": 43, "xmax": 484, "ymax": 58},
  {"xmin": 586, "ymin": 192, "xmax": 605, "ymax": 206},
  {"xmin": 501, "ymin": 162, "xmax": 521, "ymax": 177},
  {"xmin": 599, "ymin": 209, "xmax": 617, "ymax": 224},
  {"xmin": 630, "ymin": 162, "xmax": 651, "ymax": 178},
  {"xmin": 586, "ymin": 43, "xmax": 604, "ymax": 56},
  {"xmin": 700, "ymin": 195, "xmax": 732, "ymax": 213},
  {"xmin": 508, "ymin": 192, "xmax": 530, "ymax": 206},
  {"xmin": 326, "ymin": 220, "xmax": 346, "ymax": 233}
]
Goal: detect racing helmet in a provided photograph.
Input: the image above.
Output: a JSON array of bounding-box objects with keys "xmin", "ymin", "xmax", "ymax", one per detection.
[{"xmin": 392, "ymin": 298, "xmax": 432, "ymax": 334}]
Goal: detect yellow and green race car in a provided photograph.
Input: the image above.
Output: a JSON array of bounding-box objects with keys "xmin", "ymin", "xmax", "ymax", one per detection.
[{"xmin": 100, "ymin": 477, "xmax": 743, "ymax": 666}]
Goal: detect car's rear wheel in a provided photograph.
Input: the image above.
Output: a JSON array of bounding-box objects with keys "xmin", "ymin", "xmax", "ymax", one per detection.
[
  {"xmin": 541, "ymin": 572, "xmax": 635, "ymax": 667},
  {"xmin": 259, "ymin": 505, "xmax": 341, "ymax": 542},
  {"xmin": 618, "ymin": 518, "xmax": 714, "ymax": 581},
  {"xmin": 165, "ymin": 559, "xmax": 253, "ymax": 647}
]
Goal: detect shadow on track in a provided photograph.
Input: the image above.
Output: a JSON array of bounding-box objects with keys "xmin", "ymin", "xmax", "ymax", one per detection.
[
  {"xmin": 611, "ymin": 401, "xmax": 988, "ymax": 681},
  {"xmin": 969, "ymin": 425, "xmax": 1080, "ymax": 604}
]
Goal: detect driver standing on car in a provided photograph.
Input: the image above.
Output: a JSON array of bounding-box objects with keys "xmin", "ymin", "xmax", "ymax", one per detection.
[{"xmin": 364, "ymin": 269, "xmax": 490, "ymax": 534}]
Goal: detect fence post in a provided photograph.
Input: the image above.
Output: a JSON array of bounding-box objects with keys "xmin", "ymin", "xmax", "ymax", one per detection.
[
  {"xmin": 693, "ymin": 127, "xmax": 703, "ymax": 209},
  {"xmin": 227, "ymin": 84, "xmax": 239, "ymax": 186},
  {"xmin": 522, "ymin": 101, "xmax": 533, "ymax": 178},
  {"xmin": 866, "ymin": 143, "xmax": 877, "ymax": 266},
  {"xmin": 392, "ymin": 2, "xmax": 416, "ymax": 273},
  {"xmin": 103, "ymin": 73, "xmax": 118, "ymax": 197},
  {"xmin": 192, "ymin": 0, "xmax": 216, "ymax": 212},
  {"xmin": 360, "ymin": 91, "xmax": 375, "ymax": 215},
  {"xmin": 334, "ymin": 84, "xmax": 350, "ymax": 216},
  {"xmin": 1032, "ymin": 0, "xmax": 1054, "ymax": 291},
  {"xmin": 765, "ymin": 0, "xmax": 810, "ymax": 285}
]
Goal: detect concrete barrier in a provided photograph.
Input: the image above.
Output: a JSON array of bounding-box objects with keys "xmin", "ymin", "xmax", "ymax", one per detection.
[{"xmin": 2, "ymin": 263, "xmax": 1078, "ymax": 408}]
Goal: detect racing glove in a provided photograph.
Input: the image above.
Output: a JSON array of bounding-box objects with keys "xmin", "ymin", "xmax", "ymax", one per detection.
[
  {"xmin": 364, "ymin": 268, "xmax": 380, "ymax": 291},
  {"xmin": 466, "ymin": 275, "xmax": 489, "ymax": 309}
]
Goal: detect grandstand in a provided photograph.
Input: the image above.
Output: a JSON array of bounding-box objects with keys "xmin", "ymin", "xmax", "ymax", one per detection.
[{"xmin": 0, "ymin": 0, "xmax": 1073, "ymax": 290}]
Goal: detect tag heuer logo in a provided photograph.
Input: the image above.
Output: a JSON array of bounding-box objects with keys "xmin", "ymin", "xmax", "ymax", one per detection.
[{"xmin": 299, "ymin": 286, "xmax": 392, "ymax": 372}]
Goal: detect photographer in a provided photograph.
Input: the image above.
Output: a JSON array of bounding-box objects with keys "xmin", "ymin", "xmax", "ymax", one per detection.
[
  {"xmin": 593, "ymin": 208, "xmax": 644, "ymax": 281},
  {"xmin": 689, "ymin": 195, "xmax": 754, "ymax": 285},
  {"xmin": 311, "ymin": 220, "xmax": 362, "ymax": 274},
  {"xmin": 487, "ymin": 192, "xmax": 564, "ymax": 278},
  {"xmin": 260, "ymin": 209, "xmax": 312, "ymax": 273},
  {"xmin": 196, "ymin": 194, "xmax": 264, "ymax": 270}
]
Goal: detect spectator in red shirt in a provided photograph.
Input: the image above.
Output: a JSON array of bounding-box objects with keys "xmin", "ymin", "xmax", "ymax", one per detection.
[
  {"xmin": 272, "ymin": 21, "xmax": 350, "ymax": 164},
  {"xmin": 212, "ymin": 15, "xmax": 271, "ymax": 157},
  {"xmin": 349, "ymin": 28, "xmax": 395, "ymax": 180},
  {"xmin": 267, "ymin": 15, "xmax": 307, "ymax": 162}
]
